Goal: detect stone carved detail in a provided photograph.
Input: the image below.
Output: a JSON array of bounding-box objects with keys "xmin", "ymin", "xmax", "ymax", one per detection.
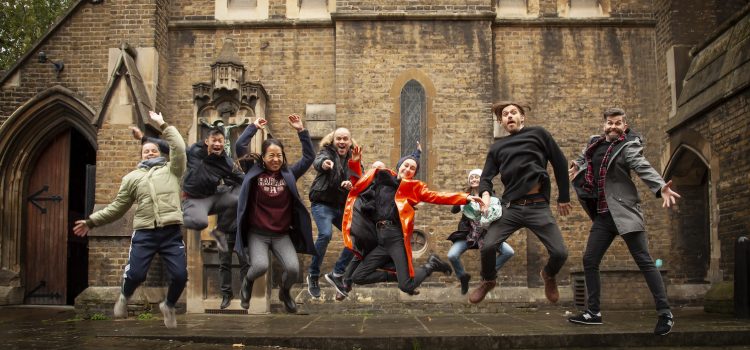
[{"xmin": 192, "ymin": 38, "xmax": 268, "ymax": 150}]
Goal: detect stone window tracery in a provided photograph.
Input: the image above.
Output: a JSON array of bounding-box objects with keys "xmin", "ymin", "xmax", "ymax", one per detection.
[{"xmin": 400, "ymin": 80, "xmax": 427, "ymax": 181}]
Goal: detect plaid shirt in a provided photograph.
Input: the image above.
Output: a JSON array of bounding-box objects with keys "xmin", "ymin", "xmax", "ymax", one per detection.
[{"xmin": 582, "ymin": 134, "xmax": 625, "ymax": 213}]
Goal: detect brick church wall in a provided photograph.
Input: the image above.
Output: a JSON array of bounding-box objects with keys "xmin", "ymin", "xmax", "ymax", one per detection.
[{"xmin": 3, "ymin": 0, "xmax": 746, "ymax": 305}]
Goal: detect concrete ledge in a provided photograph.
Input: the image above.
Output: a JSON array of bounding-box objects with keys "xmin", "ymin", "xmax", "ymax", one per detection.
[
  {"xmin": 669, "ymin": 283, "xmax": 711, "ymax": 305},
  {"xmin": 703, "ymin": 281, "xmax": 734, "ymax": 314},
  {"xmin": 74, "ymin": 286, "xmax": 186, "ymax": 318},
  {"xmin": 0, "ymin": 286, "xmax": 23, "ymax": 305},
  {"xmin": 289, "ymin": 284, "xmax": 573, "ymax": 314}
]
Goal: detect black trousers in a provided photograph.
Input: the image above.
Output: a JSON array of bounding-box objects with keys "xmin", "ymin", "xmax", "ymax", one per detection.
[
  {"xmin": 481, "ymin": 203, "xmax": 568, "ymax": 281},
  {"xmin": 583, "ymin": 212, "xmax": 670, "ymax": 314},
  {"xmin": 219, "ymin": 234, "xmax": 250, "ymax": 296},
  {"xmin": 351, "ymin": 223, "xmax": 429, "ymax": 294}
]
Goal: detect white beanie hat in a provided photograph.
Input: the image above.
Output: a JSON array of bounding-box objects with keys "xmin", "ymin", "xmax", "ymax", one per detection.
[{"xmin": 468, "ymin": 169, "xmax": 482, "ymax": 184}]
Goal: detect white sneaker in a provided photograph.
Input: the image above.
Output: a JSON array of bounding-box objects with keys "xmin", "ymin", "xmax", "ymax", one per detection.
[
  {"xmin": 159, "ymin": 301, "xmax": 177, "ymax": 329},
  {"xmin": 113, "ymin": 293, "xmax": 129, "ymax": 319}
]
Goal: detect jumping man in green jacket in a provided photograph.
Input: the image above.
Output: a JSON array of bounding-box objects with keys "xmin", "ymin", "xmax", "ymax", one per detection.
[{"xmin": 74, "ymin": 111, "xmax": 187, "ymax": 329}]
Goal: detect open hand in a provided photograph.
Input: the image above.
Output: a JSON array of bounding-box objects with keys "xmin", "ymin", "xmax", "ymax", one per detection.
[
  {"xmin": 73, "ymin": 220, "xmax": 90, "ymax": 237},
  {"xmin": 568, "ymin": 160, "xmax": 580, "ymax": 181},
  {"xmin": 558, "ymin": 202, "xmax": 572, "ymax": 216},
  {"xmin": 661, "ymin": 180, "xmax": 681, "ymax": 208},
  {"xmin": 288, "ymin": 114, "xmax": 304, "ymax": 132},
  {"xmin": 351, "ymin": 145, "xmax": 362, "ymax": 162},
  {"xmin": 468, "ymin": 195, "xmax": 483, "ymax": 205},
  {"xmin": 148, "ymin": 111, "xmax": 165, "ymax": 126}
]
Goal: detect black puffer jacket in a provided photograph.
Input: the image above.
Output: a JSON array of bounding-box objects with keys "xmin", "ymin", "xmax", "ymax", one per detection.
[
  {"xmin": 182, "ymin": 142, "xmax": 243, "ymax": 198},
  {"xmin": 309, "ymin": 143, "xmax": 359, "ymax": 206}
]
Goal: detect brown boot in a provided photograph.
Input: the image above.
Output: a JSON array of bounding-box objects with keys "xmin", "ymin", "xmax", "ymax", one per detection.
[
  {"xmin": 468, "ymin": 279, "xmax": 496, "ymax": 304},
  {"xmin": 540, "ymin": 269, "xmax": 559, "ymax": 303}
]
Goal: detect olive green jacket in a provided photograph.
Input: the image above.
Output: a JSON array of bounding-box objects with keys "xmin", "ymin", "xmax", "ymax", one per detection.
[{"xmin": 87, "ymin": 124, "xmax": 186, "ymax": 230}]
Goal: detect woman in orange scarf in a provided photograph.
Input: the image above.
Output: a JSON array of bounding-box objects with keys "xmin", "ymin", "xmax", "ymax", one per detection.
[{"xmin": 341, "ymin": 146, "xmax": 483, "ymax": 295}]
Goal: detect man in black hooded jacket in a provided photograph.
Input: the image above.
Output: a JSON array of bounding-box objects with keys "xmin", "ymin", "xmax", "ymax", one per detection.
[{"xmin": 182, "ymin": 128, "xmax": 249, "ymax": 309}]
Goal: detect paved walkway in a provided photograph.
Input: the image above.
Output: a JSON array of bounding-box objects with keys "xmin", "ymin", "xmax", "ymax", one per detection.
[{"xmin": 2, "ymin": 305, "xmax": 750, "ymax": 349}]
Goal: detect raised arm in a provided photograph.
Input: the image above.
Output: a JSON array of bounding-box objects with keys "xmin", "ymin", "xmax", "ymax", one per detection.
[
  {"xmin": 287, "ymin": 114, "xmax": 315, "ymax": 179},
  {"xmin": 348, "ymin": 145, "xmax": 364, "ymax": 180},
  {"xmin": 235, "ymin": 117, "xmax": 267, "ymax": 158},
  {"xmin": 149, "ymin": 111, "xmax": 186, "ymax": 178}
]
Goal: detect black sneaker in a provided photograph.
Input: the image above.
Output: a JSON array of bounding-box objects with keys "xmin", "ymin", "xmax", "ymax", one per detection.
[
  {"xmin": 654, "ymin": 313, "xmax": 674, "ymax": 335},
  {"xmin": 426, "ymin": 254, "xmax": 452, "ymax": 276},
  {"xmin": 568, "ymin": 310, "xmax": 603, "ymax": 325},
  {"xmin": 210, "ymin": 229, "xmax": 229, "ymax": 253},
  {"xmin": 307, "ymin": 275, "xmax": 321, "ymax": 298},
  {"xmin": 459, "ymin": 274, "xmax": 471, "ymax": 295},
  {"xmin": 324, "ymin": 272, "xmax": 349, "ymax": 297}
]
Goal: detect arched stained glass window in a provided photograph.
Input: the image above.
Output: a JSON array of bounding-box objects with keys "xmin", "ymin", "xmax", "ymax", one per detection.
[{"xmin": 400, "ymin": 80, "xmax": 426, "ymax": 180}]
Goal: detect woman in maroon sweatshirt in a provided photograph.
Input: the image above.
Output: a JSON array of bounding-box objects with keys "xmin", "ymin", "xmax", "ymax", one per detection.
[{"xmin": 234, "ymin": 114, "xmax": 315, "ymax": 313}]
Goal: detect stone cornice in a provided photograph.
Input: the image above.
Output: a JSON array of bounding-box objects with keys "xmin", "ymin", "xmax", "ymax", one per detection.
[
  {"xmin": 494, "ymin": 17, "xmax": 655, "ymax": 28},
  {"xmin": 331, "ymin": 11, "xmax": 496, "ymax": 21},
  {"xmin": 168, "ymin": 18, "xmax": 334, "ymax": 30}
]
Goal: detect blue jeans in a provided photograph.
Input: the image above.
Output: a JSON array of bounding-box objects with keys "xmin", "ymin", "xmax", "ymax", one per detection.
[
  {"xmin": 447, "ymin": 240, "xmax": 514, "ymax": 278},
  {"xmin": 308, "ymin": 202, "xmax": 354, "ymax": 277}
]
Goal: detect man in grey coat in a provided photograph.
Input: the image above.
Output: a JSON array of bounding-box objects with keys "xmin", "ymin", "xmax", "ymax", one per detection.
[{"xmin": 568, "ymin": 108, "xmax": 680, "ymax": 336}]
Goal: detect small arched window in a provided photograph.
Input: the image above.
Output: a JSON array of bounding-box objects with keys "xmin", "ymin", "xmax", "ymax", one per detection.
[{"xmin": 400, "ymin": 80, "xmax": 426, "ymax": 180}]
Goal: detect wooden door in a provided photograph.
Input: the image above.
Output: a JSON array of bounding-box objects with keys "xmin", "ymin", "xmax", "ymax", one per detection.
[{"xmin": 25, "ymin": 130, "xmax": 70, "ymax": 304}]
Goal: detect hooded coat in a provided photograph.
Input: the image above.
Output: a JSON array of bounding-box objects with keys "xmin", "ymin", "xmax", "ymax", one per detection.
[
  {"xmin": 233, "ymin": 124, "xmax": 317, "ymax": 259},
  {"xmin": 571, "ymin": 129, "xmax": 666, "ymax": 235}
]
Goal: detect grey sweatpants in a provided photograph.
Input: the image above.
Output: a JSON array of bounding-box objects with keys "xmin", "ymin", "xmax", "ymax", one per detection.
[{"xmin": 245, "ymin": 232, "xmax": 299, "ymax": 290}]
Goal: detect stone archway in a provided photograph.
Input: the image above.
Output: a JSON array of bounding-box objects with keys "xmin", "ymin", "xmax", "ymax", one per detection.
[
  {"xmin": 0, "ymin": 86, "xmax": 97, "ymax": 305},
  {"xmin": 664, "ymin": 128, "xmax": 721, "ymax": 285}
]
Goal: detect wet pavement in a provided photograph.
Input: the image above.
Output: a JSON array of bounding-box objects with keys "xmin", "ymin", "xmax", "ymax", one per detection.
[{"xmin": 2, "ymin": 305, "xmax": 750, "ymax": 349}]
